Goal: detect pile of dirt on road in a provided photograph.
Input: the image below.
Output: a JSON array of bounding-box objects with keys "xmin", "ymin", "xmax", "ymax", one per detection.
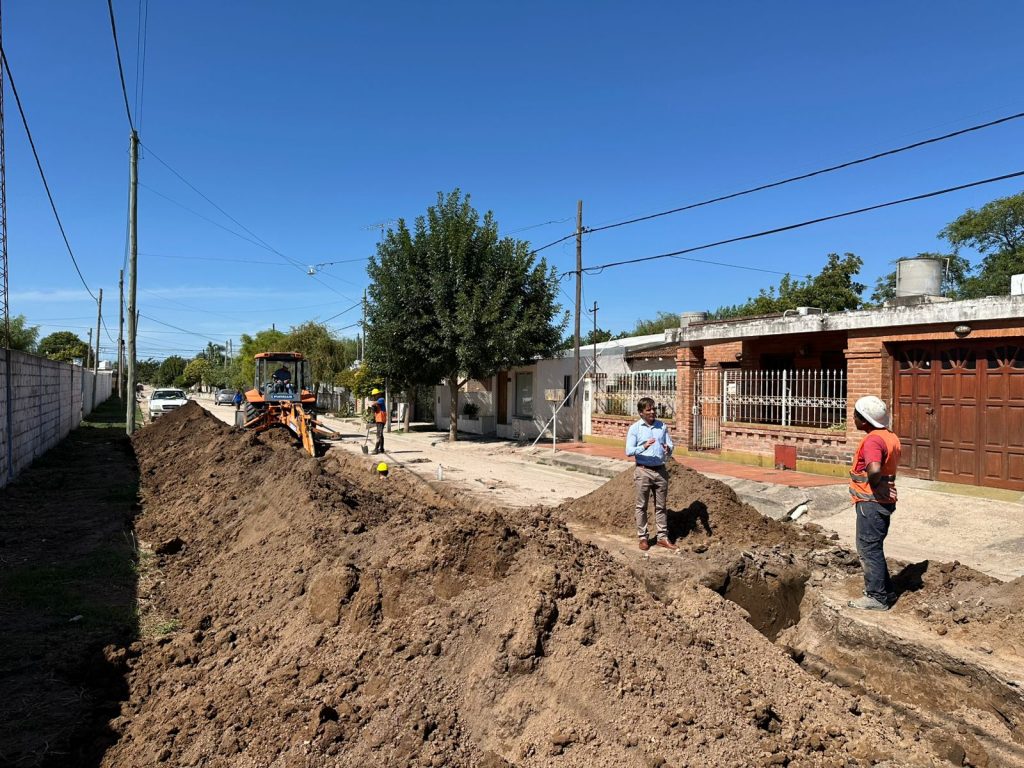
[
  {"xmin": 102, "ymin": 403, "xmax": 972, "ymax": 767},
  {"xmin": 566, "ymin": 461, "xmax": 835, "ymax": 554}
]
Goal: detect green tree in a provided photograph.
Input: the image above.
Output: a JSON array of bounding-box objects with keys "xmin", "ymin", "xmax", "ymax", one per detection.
[
  {"xmin": 156, "ymin": 355, "xmax": 187, "ymax": 386},
  {"xmin": 4, "ymin": 315, "xmax": 40, "ymax": 351},
  {"xmin": 283, "ymin": 321, "xmax": 353, "ymax": 393},
  {"xmin": 940, "ymin": 190, "xmax": 1024, "ymax": 298},
  {"xmin": 617, "ymin": 311, "xmax": 680, "ymax": 339},
  {"xmin": 183, "ymin": 358, "xmax": 213, "ymax": 389},
  {"xmin": 136, "ymin": 358, "xmax": 160, "ymax": 384},
  {"xmin": 709, "ymin": 253, "xmax": 865, "ymax": 319},
  {"xmin": 558, "ymin": 327, "xmax": 613, "ymax": 350},
  {"xmin": 366, "ymin": 189, "xmax": 566, "ymax": 441},
  {"xmin": 869, "ymin": 253, "xmax": 969, "ymax": 305},
  {"xmin": 37, "ymin": 331, "xmax": 91, "ymax": 364}
]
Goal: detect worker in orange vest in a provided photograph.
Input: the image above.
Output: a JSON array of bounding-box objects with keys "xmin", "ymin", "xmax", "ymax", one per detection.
[
  {"xmin": 847, "ymin": 395, "xmax": 902, "ymax": 611},
  {"xmin": 371, "ymin": 389, "xmax": 387, "ymax": 455}
]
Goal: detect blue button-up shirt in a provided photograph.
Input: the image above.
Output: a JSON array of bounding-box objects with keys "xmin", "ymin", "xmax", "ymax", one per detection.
[{"xmin": 626, "ymin": 418, "xmax": 674, "ymax": 467}]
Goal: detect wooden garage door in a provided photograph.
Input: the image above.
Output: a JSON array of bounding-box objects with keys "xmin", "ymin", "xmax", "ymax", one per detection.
[{"xmin": 894, "ymin": 341, "xmax": 1024, "ymax": 490}]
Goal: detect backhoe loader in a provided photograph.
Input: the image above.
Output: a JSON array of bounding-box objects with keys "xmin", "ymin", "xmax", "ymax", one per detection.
[{"xmin": 240, "ymin": 352, "xmax": 339, "ymax": 456}]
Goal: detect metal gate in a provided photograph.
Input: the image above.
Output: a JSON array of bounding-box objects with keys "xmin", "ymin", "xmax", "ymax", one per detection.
[{"xmin": 692, "ymin": 368, "xmax": 723, "ymax": 450}]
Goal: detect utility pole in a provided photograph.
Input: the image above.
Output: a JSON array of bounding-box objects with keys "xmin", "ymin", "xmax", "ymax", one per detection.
[
  {"xmin": 1, "ymin": 4, "xmax": 14, "ymax": 480},
  {"xmin": 117, "ymin": 270, "xmax": 124, "ymax": 400},
  {"xmin": 125, "ymin": 130, "xmax": 139, "ymax": 434},
  {"xmin": 591, "ymin": 301, "xmax": 599, "ymax": 380},
  {"xmin": 573, "ymin": 200, "xmax": 583, "ymax": 442},
  {"xmin": 92, "ymin": 289, "xmax": 102, "ymax": 411}
]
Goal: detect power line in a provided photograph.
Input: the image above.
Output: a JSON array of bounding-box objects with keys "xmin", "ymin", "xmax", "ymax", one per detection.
[
  {"xmin": 0, "ymin": 49, "xmax": 95, "ymax": 301},
  {"xmin": 586, "ymin": 110, "xmax": 1024, "ymax": 236},
  {"xmin": 581, "ymin": 169, "xmax": 1024, "ymax": 275},
  {"xmin": 106, "ymin": 0, "xmax": 135, "ymax": 132}
]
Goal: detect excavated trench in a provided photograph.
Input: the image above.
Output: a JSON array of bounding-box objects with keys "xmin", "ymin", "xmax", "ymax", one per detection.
[{"xmin": 708, "ymin": 557, "xmax": 1024, "ymax": 767}]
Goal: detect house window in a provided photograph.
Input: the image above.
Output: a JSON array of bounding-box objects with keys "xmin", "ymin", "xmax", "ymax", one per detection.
[{"xmin": 515, "ymin": 373, "xmax": 533, "ymax": 418}]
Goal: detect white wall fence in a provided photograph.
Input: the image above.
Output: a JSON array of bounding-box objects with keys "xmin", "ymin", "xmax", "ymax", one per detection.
[
  {"xmin": 0, "ymin": 350, "xmax": 113, "ymax": 489},
  {"xmin": 592, "ymin": 370, "xmax": 676, "ymax": 420}
]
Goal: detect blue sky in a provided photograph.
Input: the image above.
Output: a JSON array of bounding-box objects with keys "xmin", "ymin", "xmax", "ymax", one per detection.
[{"xmin": 5, "ymin": 1, "xmax": 1024, "ymax": 361}]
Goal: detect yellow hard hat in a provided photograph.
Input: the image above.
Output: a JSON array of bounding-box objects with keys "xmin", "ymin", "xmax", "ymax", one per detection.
[
  {"xmin": 376, "ymin": 462, "xmax": 389, "ymax": 473},
  {"xmin": 370, "ymin": 388, "xmax": 382, "ymax": 396}
]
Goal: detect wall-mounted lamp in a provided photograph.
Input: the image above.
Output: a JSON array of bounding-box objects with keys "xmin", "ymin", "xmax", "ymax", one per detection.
[
  {"xmin": 797, "ymin": 344, "xmax": 810, "ymax": 357},
  {"xmin": 953, "ymin": 324, "xmax": 972, "ymax": 338},
  {"xmin": 734, "ymin": 352, "xmax": 743, "ymax": 361}
]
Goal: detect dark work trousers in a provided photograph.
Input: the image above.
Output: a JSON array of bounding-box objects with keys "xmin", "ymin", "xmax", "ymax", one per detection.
[
  {"xmin": 374, "ymin": 421, "xmax": 385, "ymax": 454},
  {"xmin": 855, "ymin": 500, "xmax": 895, "ymax": 603}
]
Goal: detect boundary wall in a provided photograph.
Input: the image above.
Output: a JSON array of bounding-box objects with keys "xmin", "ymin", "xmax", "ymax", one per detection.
[{"xmin": 0, "ymin": 350, "xmax": 113, "ymax": 489}]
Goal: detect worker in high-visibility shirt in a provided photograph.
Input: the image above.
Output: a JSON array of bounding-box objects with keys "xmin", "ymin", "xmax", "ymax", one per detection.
[
  {"xmin": 847, "ymin": 395, "xmax": 902, "ymax": 612},
  {"xmin": 371, "ymin": 391, "xmax": 387, "ymax": 454}
]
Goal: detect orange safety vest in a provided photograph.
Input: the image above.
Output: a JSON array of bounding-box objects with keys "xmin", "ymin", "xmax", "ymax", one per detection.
[
  {"xmin": 374, "ymin": 404, "xmax": 386, "ymax": 424},
  {"xmin": 849, "ymin": 429, "xmax": 901, "ymax": 505}
]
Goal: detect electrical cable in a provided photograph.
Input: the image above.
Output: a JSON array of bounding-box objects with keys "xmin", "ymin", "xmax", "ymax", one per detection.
[
  {"xmin": 0, "ymin": 49, "xmax": 96, "ymax": 301},
  {"xmin": 586, "ymin": 110, "xmax": 1024, "ymax": 236},
  {"xmin": 581, "ymin": 170, "xmax": 1024, "ymax": 275},
  {"xmin": 106, "ymin": 0, "xmax": 135, "ymax": 132}
]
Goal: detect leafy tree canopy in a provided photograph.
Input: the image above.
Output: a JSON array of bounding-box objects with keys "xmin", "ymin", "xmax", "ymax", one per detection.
[
  {"xmin": 708, "ymin": 253, "xmax": 865, "ymax": 320},
  {"xmin": 136, "ymin": 358, "xmax": 160, "ymax": 384},
  {"xmin": 940, "ymin": 190, "xmax": 1024, "ymax": 298},
  {"xmin": 156, "ymin": 355, "xmax": 187, "ymax": 387},
  {"xmin": 617, "ymin": 311, "xmax": 681, "ymax": 339},
  {"xmin": 284, "ymin": 321, "xmax": 355, "ymax": 392},
  {"xmin": 4, "ymin": 315, "xmax": 40, "ymax": 352},
  {"xmin": 183, "ymin": 358, "xmax": 213, "ymax": 388},
  {"xmin": 236, "ymin": 328, "xmax": 288, "ymax": 389},
  {"xmin": 38, "ymin": 331, "xmax": 91, "ymax": 364},
  {"xmin": 366, "ymin": 189, "xmax": 566, "ymax": 440},
  {"xmin": 559, "ymin": 327, "xmax": 614, "ymax": 350}
]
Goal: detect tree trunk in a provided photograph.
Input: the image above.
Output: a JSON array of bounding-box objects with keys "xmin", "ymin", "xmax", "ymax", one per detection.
[
  {"xmin": 404, "ymin": 389, "xmax": 414, "ymax": 432},
  {"xmin": 448, "ymin": 377, "xmax": 459, "ymax": 442}
]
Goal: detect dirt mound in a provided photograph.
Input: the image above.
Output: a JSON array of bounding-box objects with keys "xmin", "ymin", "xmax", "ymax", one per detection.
[
  {"xmin": 567, "ymin": 462, "xmax": 824, "ymax": 551},
  {"xmin": 100, "ymin": 406, "xmax": 971, "ymax": 766}
]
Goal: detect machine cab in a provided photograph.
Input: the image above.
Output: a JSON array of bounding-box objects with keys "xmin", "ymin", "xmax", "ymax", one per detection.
[{"xmin": 254, "ymin": 353, "xmax": 311, "ymax": 402}]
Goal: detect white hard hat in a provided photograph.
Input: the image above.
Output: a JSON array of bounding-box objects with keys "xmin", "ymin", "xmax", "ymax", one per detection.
[{"xmin": 854, "ymin": 396, "xmax": 889, "ymax": 428}]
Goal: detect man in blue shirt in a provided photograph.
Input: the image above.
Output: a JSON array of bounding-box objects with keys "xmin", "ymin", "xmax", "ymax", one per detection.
[{"xmin": 625, "ymin": 397, "xmax": 677, "ymax": 552}]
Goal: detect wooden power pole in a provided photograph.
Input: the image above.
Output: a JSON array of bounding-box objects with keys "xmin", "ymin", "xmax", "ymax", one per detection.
[
  {"xmin": 92, "ymin": 289, "xmax": 102, "ymax": 411},
  {"xmin": 125, "ymin": 131, "xmax": 139, "ymax": 434},
  {"xmin": 573, "ymin": 200, "xmax": 583, "ymax": 442},
  {"xmin": 117, "ymin": 269, "xmax": 124, "ymax": 401}
]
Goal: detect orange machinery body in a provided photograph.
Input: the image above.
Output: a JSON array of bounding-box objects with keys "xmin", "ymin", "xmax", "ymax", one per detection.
[{"xmin": 241, "ymin": 352, "xmax": 337, "ymax": 456}]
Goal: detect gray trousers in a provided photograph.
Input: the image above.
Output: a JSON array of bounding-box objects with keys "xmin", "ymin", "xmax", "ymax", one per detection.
[{"xmin": 634, "ymin": 464, "xmax": 669, "ymax": 540}]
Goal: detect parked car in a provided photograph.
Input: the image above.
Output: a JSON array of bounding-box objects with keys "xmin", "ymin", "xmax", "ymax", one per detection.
[
  {"xmin": 148, "ymin": 388, "xmax": 188, "ymax": 420},
  {"xmin": 214, "ymin": 388, "xmax": 236, "ymax": 406}
]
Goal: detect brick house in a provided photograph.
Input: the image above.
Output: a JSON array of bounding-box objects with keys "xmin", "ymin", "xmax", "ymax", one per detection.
[{"xmin": 667, "ymin": 295, "xmax": 1024, "ymax": 491}]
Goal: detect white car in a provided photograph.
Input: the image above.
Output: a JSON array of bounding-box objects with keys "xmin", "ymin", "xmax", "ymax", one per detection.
[{"xmin": 148, "ymin": 388, "xmax": 189, "ymax": 419}]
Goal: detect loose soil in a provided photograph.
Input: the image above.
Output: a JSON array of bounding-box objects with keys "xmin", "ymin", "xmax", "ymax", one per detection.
[{"xmin": 3, "ymin": 402, "xmax": 1023, "ymax": 766}]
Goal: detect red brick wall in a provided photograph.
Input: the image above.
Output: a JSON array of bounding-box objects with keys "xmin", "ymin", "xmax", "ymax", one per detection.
[
  {"xmin": 722, "ymin": 425, "xmax": 850, "ymax": 464},
  {"xmin": 590, "ymin": 415, "xmax": 633, "ymax": 440},
  {"xmin": 704, "ymin": 341, "xmax": 742, "ymax": 365}
]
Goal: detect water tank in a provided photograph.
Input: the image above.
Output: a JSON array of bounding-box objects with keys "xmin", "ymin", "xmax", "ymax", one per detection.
[
  {"xmin": 678, "ymin": 311, "xmax": 707, "ymax": 327},
  {"xmin": 895, "ymin": 257, "xmax": 944, "ymax": 297}
]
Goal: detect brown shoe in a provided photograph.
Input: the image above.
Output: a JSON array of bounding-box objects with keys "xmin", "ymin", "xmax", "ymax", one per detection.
[
  {"xmin": 656, "ymin": 538, "xmax": 678, "ymax": 551},
  {"xmin": 638, "ymin": 538, "xmax": 650, "ymax": 551}
]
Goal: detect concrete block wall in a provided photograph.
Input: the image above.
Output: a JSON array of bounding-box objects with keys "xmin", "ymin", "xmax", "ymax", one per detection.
[{"xmin": 1, "ymin": 351, "xmax": 110, "ymax": 489}]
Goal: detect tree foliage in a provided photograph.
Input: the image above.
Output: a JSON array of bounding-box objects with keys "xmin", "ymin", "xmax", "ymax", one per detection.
[
  {"xmin": 366, "ymin": 189, "xmax": 566, "ymax": 440},
  {"xmin": 708, "ymin": 253, "xmax": 865, "ymax": 319},
  {"xmin": 940, "ymin": 190, "xmax": 1024, "ymax": 298},
  {"xmin": 4, "ymin": 315, "xmax": 40, "ymax": 351},
  {"xmin": 284, "ymin": 321, "xmax": 354, "ymax": 393},
  {"xmin": 183, "ymin": 358, "xmax": 213, "ymax": 389},
  {"xmin": 38, "ymin": 331, "xmax": 92, "ymax": 364},
  {"xmin": 236, "ymin": 329, "xmax": 288, "ymax": 390},
  {"xmin": 136, "ymin": 358, "xmax": 160, "ymax": 384},
  {"xmin": 618, "ymin": 311, "xmax": 680, "ymax": 339},
  {"xmin": 156, "ymin": 355, "xmax": 187, "ymax": 386}
]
